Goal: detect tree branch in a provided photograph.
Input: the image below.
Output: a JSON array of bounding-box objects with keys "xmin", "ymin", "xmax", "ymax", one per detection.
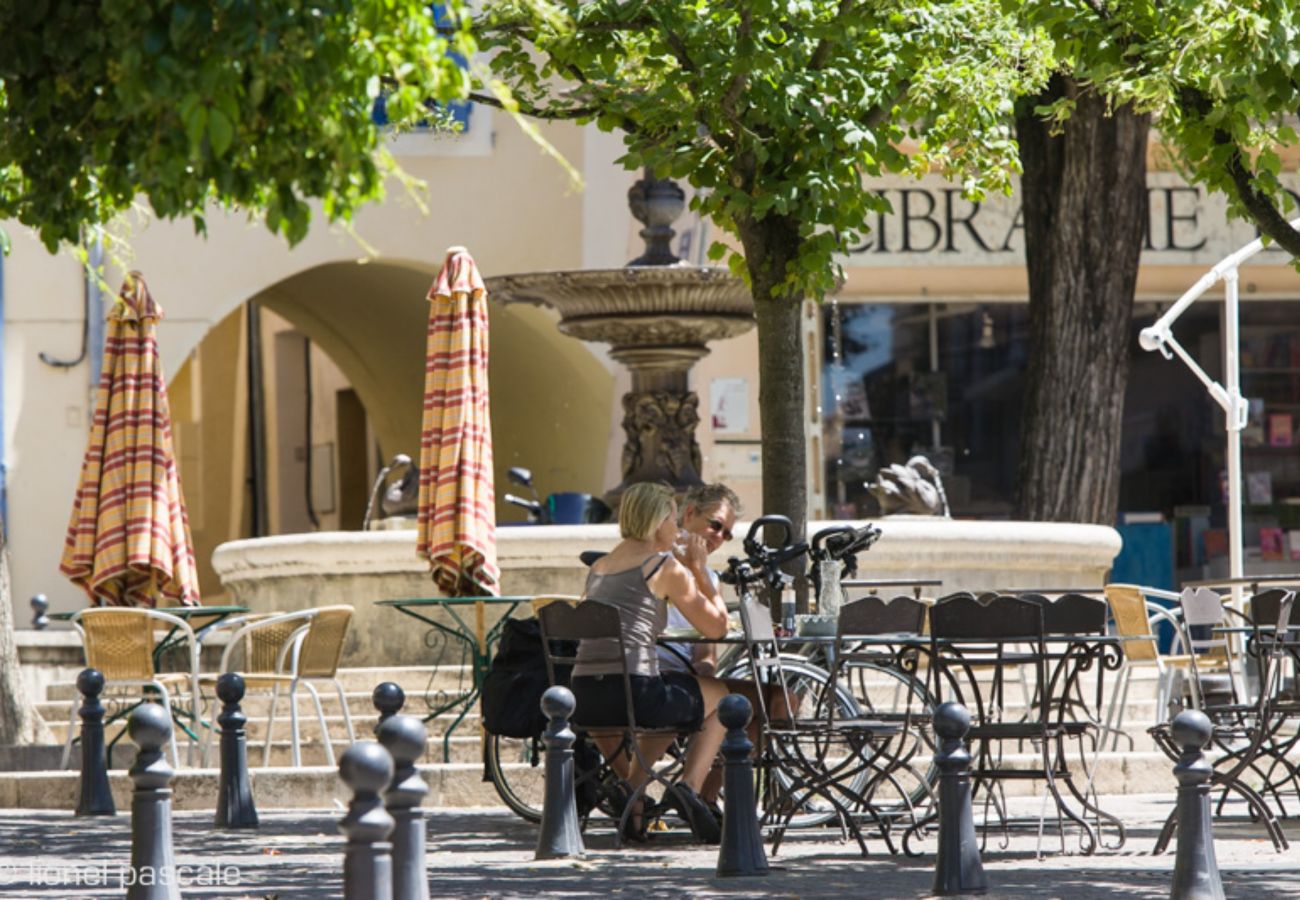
[
  {"xmin": 467, "ymin": 91, "xmax": 597, "ymax": 121},
  {"xmin": 1182, "ymin": 87, "xmax": 1300, "ymax": 257},
  {"xmin": 809, "ymin": 0, "xmax": 857, "ymax": 71},
  {"xmin": 1221, "ymin": 134, "xmax": 1300, "ymax": 257}
]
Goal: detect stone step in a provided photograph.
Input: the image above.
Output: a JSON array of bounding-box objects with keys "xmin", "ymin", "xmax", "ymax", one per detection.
[
  {"xmin": 41, "ymin": 665, "xmax": 472, "ymax": 704},
  {"xmin": 44, "ymin": 718, "xmax": 493, "ymax": 766},
  {"xmin": 0, "ymin": 751, "xmax": 1198, "ymax": 812}
]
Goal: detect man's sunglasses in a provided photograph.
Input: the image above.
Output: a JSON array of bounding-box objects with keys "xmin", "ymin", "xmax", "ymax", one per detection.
[{"xmin": 706, "ymin": 518, "xmax": 734, "ymax": 542}]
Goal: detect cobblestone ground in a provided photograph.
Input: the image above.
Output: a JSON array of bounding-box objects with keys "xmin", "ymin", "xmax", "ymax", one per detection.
[{"xmin": 1, "ymin": 795, "xmax": 1298, "ymax": 898}]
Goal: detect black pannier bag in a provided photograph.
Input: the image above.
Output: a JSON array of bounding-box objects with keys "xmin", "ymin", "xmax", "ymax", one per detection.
[
  {"xmin": 481, "ymin": 616, "xmax": 600, "ymax": 815},
  {"xmin": 480, "ymin": 617, "xmax": 573, "ymax": 738}
]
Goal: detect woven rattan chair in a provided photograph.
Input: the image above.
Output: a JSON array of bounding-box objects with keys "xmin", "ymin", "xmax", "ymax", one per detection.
[
  {"xmin": 61, "ymin": 607, "xmax": 202, "ymax": 769},
  {"xmin": 1102, "ymin": 584, "xmax": 1195, "ymax": 749},
  {"xmin": 200, "ymin": 605, "xmax": 355, "ymax": 767}
]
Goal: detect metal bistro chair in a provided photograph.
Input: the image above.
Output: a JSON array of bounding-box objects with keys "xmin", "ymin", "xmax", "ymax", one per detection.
[
  {"xmin": 920, "ymin": 593, "xmax": 1104, "ymax": 855},
  {"xmin": 834, "ymin": 595, "xmax": 936, "ymax": 821},
  {"xmin": 737, "ymin": 593, "xmax": 902, "ymax": 856},
  {"xmin": 1149, "ymin": 588, "xmax": 1295, "ymax": 853},
  {"xmin": 1033, "ymin": 592, "xmax": 1126, "ymax": 851},
  {"xmin": 200, "ymin": 605, "xmax": 355, "ymax": 767},
  {"xmin": 62, "ymin": 607, "xmax": 202, "ymax": 769},
  {"xmin": 535, "ymin": 597, "xmax": 699, "ymax": 848}
]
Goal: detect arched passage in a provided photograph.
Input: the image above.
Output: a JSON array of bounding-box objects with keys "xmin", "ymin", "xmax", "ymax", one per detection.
[{"xmin": 170, "ymin": 260, "xmax": 614, "ymax": 598}]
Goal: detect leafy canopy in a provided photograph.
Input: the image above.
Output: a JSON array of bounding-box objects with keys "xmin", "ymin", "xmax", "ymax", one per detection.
[
  {"xmin": 0, "ymin": 1, "xmax": 474, "ymax": 251},
  {"xmin": 1024, "ymin": 0, "xmax": 1300, "ymax": 256},
  {"xmin": 479, "ymin": 0, "xmax": 1052, "ymax": 300}
]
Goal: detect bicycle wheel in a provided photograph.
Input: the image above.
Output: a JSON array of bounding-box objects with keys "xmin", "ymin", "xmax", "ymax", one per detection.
[
  {"xmin": 718, "ymin": 655, "xmax": 864, "ymax": 829},
  {"xmin": 839, "ymin": 660, "xmax": 938, "ymax": 815},
  {"xmin": 484, "ymin": 733, "xmax": 545, "ymax": 823}
]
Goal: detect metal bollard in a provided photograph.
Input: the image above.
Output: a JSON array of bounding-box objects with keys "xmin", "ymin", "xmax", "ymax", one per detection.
[
  {"xmin": 75, "ymin": 668, "xmax": 116, "ymax": 816},
  {"xmin": 1169, "ymin": 710, "xmax": 1224, "ymax": 900},
  {"xmin": 932, "ymin": 701, "xmax": 988, "ymax": 897},
  {"xmin": 30, "ymin": 594, "xmax": 49, "ymax": 630},
  {"xmin": 377, "ymin": 715, "xmax": 430, "ymax": 900},
  {"xmin": 715, "ymin": 694, "xmax": 768, "ymax": 877},
  {"xmin": 339, "ymin": 741, "xmax": 396, "ymax": 900},
  {"xmin": 215, "ymin": 673, "xmax": 259, "ymax": 829},
  {"xmin": 127, "ymin": 703, "xmax": 180, "ymax": 900},
  {"xmin": 373, "ymin": 682, "xmax": 406, "ymax": 734},
  {"xmin": 535, "ymin": 686, "xmax": 584, "ymax": 860}
]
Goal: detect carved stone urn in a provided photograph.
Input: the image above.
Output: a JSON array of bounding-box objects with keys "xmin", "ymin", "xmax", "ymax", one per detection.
[{"xmin": 487, "ymin": 168, "xmax": 754, "ymax": 504}]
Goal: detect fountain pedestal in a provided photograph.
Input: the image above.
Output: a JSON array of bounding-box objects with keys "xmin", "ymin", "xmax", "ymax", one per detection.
[{"xmin": 488, "ymin": 171, "xmax": 754, "ymax": 504}]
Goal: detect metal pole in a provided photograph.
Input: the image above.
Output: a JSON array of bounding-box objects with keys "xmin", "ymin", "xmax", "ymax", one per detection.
[
  {"xmin": 1169, "ymin": 710, "xmax": 1224, "ymax": 900},
  {"xmin": 534, "ymin": 686, "xmax": 584, "ymax": 860},
  {"xmin": 1222, "ymin": 271, "xmax": 1245, "ymax": 599},
  {"xmin": 378, "ymin": 715, "xmax": 430, "ymax": 900},
  {"xmin": 372, "ymin": 682, "xmax": 406, "ymax": 735},
  {"xmin": 932, "ymin": 701, "xmax": 988, "ymax": 896},
  {"xmin": 339, "ymin": 741, "xmax": 396, "ymax": 900},
  {"xmin": 75, "ymin": 668, "xmax": 115, "ymax": 816},
  {"xmin": 215, "ymin": 673, "xmax": 259, "ymax": 829},
  {"xmin": 126, "ymin": 704, "xmax": 180, "ymax": 900},
  {"xmin": 715, "ymin": 694, "xmax": 768, "ymax": 877}
]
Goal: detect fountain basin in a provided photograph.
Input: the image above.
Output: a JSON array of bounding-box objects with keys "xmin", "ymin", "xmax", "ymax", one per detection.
[{"xmin": 211, "ymin": 519, "xmax": 1120, "ymax": 666}]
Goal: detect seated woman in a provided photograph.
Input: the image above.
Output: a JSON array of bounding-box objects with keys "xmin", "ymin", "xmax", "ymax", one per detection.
[{"xmin": 570, "ymin": 481, "xmax": 729, "ymax": 843}]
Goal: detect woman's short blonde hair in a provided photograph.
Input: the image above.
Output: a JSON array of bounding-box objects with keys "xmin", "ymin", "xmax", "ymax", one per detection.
[{"xmin": 618, "ymin": 482, "xmax": 676, "ymax": 541}]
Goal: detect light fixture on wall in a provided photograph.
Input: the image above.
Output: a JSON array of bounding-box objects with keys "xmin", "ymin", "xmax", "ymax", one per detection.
[{"xmin": 978, "ymin": 307, "xmax": 996, "ymax": 349}]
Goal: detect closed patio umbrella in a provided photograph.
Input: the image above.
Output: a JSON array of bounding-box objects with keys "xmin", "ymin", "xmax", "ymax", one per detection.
[
  {"xmin": 416, "ymin": 246, "xmax": 499, "ymax": 600},
  {"xmin": 60, "ymin": 272, "xmax": 200, "ymax": 608}
]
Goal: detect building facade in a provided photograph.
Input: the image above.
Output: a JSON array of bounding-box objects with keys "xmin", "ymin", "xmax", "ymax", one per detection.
[{"xmin": 4, "ymin": 115, "xmax": 1300, "ymax": 615}]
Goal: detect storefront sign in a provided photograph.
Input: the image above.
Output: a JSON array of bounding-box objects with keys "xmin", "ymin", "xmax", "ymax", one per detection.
[{"xmin": 841, "ymin": 173, "xmax": 1300, "ymax": 267}]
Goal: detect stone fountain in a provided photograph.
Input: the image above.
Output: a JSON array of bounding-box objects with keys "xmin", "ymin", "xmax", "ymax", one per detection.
[
  {"xmin": 487, "ymin": 170, "xmax": 754, "ymax": 501},
  {"xmin": 211, "ymin": 169, "xmax": 1121, "ymax": 670}
]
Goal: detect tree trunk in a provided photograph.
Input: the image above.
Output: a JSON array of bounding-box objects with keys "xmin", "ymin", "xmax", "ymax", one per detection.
[
  {"xmin": 1014, "ymin": 76, "xmax": 1150, "ymax": 525},
  {"xmin": 0, "ymin": 527, "xmax": 52, "ymax": 744},
  {"xmin": 736, "ymin": 212, "xmax": 807, "ymax": 543}
]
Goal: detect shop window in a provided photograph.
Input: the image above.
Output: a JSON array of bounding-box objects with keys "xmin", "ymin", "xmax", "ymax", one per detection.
[{"xmin": 821, "ymin": 302, "xmax": 1029, "ymax": 519}]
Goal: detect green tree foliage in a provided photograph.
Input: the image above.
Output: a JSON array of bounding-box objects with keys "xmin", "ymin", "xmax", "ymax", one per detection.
[
  {"xmin": 1027, "ymin": 0, "xmax": 1300, "ymax": 255},
  {"xmin": 478, "ymin": 0, "xmax": 1051, "ymax": 529},
  {"xmin": 0, "ymin": 1, "xmax": 474, "ymax": 251}
]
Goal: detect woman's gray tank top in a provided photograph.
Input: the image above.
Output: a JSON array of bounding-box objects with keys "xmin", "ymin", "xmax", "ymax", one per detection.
[{"xmin": 572, "ymin": 553, "xmax": 672, "ymax": 678}]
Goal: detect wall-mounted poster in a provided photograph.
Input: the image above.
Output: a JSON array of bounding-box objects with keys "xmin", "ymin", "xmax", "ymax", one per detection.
[{"xmin": 709, "ymin": 378, "xmax": 750, "ymax": 434}]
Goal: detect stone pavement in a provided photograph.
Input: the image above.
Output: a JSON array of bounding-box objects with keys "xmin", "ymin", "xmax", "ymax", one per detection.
[{"xmin": 1, "ymin": 794, "xmax": 1298, "ymax": 899}]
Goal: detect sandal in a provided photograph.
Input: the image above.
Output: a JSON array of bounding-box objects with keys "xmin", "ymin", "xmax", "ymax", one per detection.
[
  {"xmin": 612, "ymin": 781, "xmax": 649, "ymax": 844},
  {"xmin": 660, "ymin": 783, "xmax": 722, "ymax": 844}
]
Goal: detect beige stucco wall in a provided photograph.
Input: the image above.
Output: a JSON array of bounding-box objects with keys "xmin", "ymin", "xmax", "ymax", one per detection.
[{"xmin": 11, "ymin": 119, "xmax": 1300, "ymax": 620}]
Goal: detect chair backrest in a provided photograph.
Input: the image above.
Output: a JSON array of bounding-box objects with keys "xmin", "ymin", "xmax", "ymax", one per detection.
[
  {"xmin": 1248, "ymin": 589, "xmax": 1295, "ymax": 633},
  {"xmin": 1104, "ymin": 584, "xmax": 1158, "ymax": 663},
  {"xmin": 230, "ymin": 613, "xmax": 308, "ymax": 675},
  {"xmin": 1041, "ymin": 593, "xmax": 1108, "ymax": 635},
  {"xmin": 1180, "ymin": 587, "xmax": 1226, "ymax": 628},
  {"xmin": 296, "ymin": 605, "xmax": 353, "ymax": 677},
  {"xmin": 536, "ymin": 598, "xmax": 638, "ymax": 729},
  {"xmin": 837, "ymin": 595, "xmax": 926, "ymax": 636},
  {"xmin": 929, "ymin": 592, "xmax": 1042, "ymax": 640},
  {"xmin": 737, "ymin": 594, "xmax": 797, "ymax": 726},
  {"xmin": 73, "ymin": 607, "xmax": 194, "ymax": 681},
  {"xmin": 928, "ymin": 593, "xmax": 1045, "ymax": 721}
]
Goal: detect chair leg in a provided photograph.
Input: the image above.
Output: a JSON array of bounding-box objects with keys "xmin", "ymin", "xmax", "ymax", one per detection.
[
  {"xmin": 61, "ymin": 698, "xmax": 80, "ymax": 770},
  {"xmin": 289, "ymin": 681, "xmax": 303, "ymax": 768},
  {"xmin": 332, "ymin": 678, "xmax": 355, "ymax": 744},
  {"xmin": 263, "ymin": 684, "xmax": 281, "ymax": 768},
  {"xmin": 153, "ymin": 684, "xmax": 181, "ymax": 769},
  {"xmin": 1103, "ymin": 667, "xmax": 1126, "ymax": 752},
  {"xmin": 302, "ymin": 681, "xmax": 332, "ymax": 766},
  {"xmin": 200, "ymin": 694, "xmax": 218, "ymax": 767}
]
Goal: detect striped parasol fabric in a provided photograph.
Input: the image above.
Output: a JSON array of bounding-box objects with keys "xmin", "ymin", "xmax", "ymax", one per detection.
[
  {"xmin": 60, "ymin": 272, "xmax": 200, "ymax": 608},
  {"xmin": 416, "ymin": 246, "xmax": 499, "ymax": 597}
]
